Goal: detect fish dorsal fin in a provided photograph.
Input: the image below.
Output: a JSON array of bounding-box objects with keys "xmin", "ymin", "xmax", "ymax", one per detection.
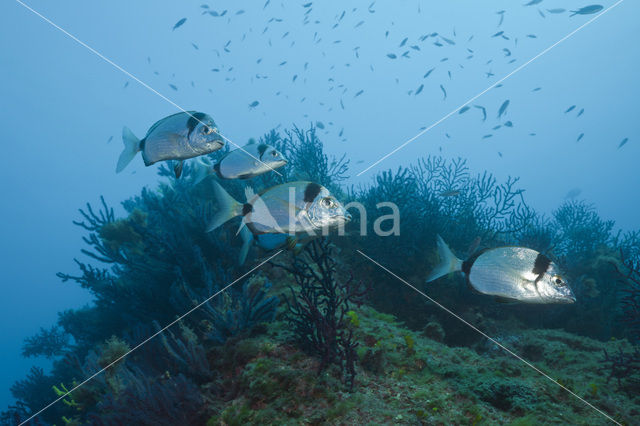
[
  {"xmin": 147, "ymin": 111, "xmax": 196, "ymax": 136},
  {"xmin": 244, "ymin": 186, "xmax": 257, "ymax": 203}
]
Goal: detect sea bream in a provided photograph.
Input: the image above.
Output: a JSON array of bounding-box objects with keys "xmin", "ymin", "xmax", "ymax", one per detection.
[
  {"xmin": 116, "ymin": 111, "xmax": 224, "ymax": 177},
  {"xmin": 426, "ymin": 235, "xmax": 575, "ymax": 304},
  {"xmin": 192, "ymin": 140, "xmax": 287, "ymax": 183},
  {"xmin": 208, "ymin": 180, "xmax": 351, "ymax": 264}
]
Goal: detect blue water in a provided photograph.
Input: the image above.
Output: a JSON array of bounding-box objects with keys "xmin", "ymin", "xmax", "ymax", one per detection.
[{"xmin": 1, "ymin": 0, "xmax": 638, "ymax": 412}]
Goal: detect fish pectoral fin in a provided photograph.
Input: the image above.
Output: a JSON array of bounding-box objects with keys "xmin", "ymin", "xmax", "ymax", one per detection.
[
  {"xmin": 274, "ymin": 197, "xmax": 302, "ymax": 212},
  {"xmin": 493, "ymin": 296, "xmax": 515, "ymax": 304},
  {"xmin": 174, "ymin": 160, "xmax": 184, "ymax": 178}
]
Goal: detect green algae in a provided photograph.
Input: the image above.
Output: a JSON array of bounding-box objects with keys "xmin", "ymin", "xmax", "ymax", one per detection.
[{"xmin": 205, "ymin": 302, "xmax": 639, "ymax": 425}]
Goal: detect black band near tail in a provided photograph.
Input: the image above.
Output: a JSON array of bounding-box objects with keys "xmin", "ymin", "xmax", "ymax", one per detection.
[
  {"xmin": 242, "ymin": 203, "xmax": 253, "ymax": 216},
  {"xmin": 462, "ymin": 249, "xmax": 488, "ymax": 275}
]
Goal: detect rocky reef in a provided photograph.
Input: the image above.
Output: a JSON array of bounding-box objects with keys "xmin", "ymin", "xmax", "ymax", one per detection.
[{"xmin": 3, "ymin": 125, "xmax": 639, "ymax": 425}]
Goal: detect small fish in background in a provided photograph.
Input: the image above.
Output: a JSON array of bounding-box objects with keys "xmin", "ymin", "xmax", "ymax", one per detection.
[
  {"xmin": 474, "ymin": 105, "xmax": 487, "ymax": 121},
  {"xmin": 547, "ymin": 8, "xmax": 566, "ymax": 13},
  {"xmin": 577, "ymin": 133, "xmax": 584, "ymax": 142},
  {"xmin": 208, "ymin": 181, "xmax": 351, "ymax": 264},
  {"xmin": 577, "ymin": 108, "xmax": 585, "ymax": 117},
  {"xmin": 107, "ymin": 136, "xmax": 113, "ymax": 144},
  {"xmin": 440, "ymin": 84, "xmax": 447, "ymax": 99},
  {"xmin": 426, "ymin": 235, "xmax": 576, "ymax": 304},
  {"xmin": 618, "ymin": 137, "xmax": 629, "ymax": 149},
  {"xmin": 192, "ymin": 140, "xmax": 287, "ymax": 182},
  {"xmin": 439, "ymin": 189, "xmax": 460, "ymax": 197},
  {"xmin": 249, "ymin": 100, "xmax": 260, "ymax": 109},
  {"xmin": 123, "ymin": 81, "xmax": 129, "ymax": 89},
  {"xmin": 354, "ymin": 89, "xmax": 364, "ymax": 98},
  {"xmin": 316, "ymin": 121, "xmax": 325, "ymax": 129},
  {"xmin": 565, "ymin": 105, "xmax": 576, "ymax": 113},
  {"xmin": 423, "ymin": 67, "xmax": 435, "ymax": 78},
  {"xmin": 496, "ymin": 10, "xmax": 505, "ymax": 26},
  {"xmin": 504, "ymin": 121, "xmax": 513, "ymax": 128},
  {"xmin": 169, "ymin": 84, "xmax": 178, "ymax": 91},
  {"xmin": 492, "ymin": 31, "xmax": 504, "ymax": 38},
  {"xmin": 570, "ymin": 5, "xmax": 603, "ymax": 16},
  {"xmin": 399, "ymin": 37, "xmax": 408, "ymax": 47},
  {"xmin": 415, "ymin": 84, "xmax": 424, "ymax": 95},
  {"xmin": 524, "ymin": 0, "xmax": 543, "ymax": 6},
  {"xmin": 532, "ymin": 87, "xmax": 542, "ymax": 92},
  {"xmin": 440, "ymin": 36, "xmax": 455, "ymax": 45},
  {"xmin": 173, "ymin": 18, "xmax": 187, "ymax": 30},
  {"xmin": 386, "ymin": 53, "xmax": 397, "ymax": 59},
  {"xmin": 564, "ymin": 187, "xmax": 582, "ymax": 199},
  {"xmin": 458, "ymin": 106, "xmax": 470, "ymax": 114},
  {"xmin": 116, "ymin": 111, "xmax": 224, "ymax": 177},
  {"xmin": 497, "ymin": 99, "xmax": 510, "ymax": 118}
]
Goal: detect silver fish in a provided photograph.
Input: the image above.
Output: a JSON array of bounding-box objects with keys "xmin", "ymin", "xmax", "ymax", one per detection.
[
  {"xmin": 193, "ymin": 141, "xmax": 287, "ymax": 182},
  {"xmin": 208, "ymin": 181, "xmax": 351, "ymax": 264},
  {"xmin": 116, "ymin": 111, "xmax": 224, "ymax": 177},
  {"xmin": 426, "ymin": 235, "xmax": 575, "ymax": 304}
]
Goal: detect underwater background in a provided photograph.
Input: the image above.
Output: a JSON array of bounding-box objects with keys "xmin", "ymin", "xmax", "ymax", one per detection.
[{"xmin": 1, "ymin": 0, "xmax": 639, "ymax": 424}]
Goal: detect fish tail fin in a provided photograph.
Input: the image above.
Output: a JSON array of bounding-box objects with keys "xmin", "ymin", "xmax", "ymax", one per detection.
[
  {"xmin": 426, "ymin": 235, "xmax": 463, "ymax": 283},
  {"xmin": 116, "ymin": 126, "xmax": 141, "ymax": 173},
  {"xmin": 207, "ymin": 180, "xmax": 243, "ymax": 232},
  {"xmin": 192, "ymin": 160, "xmax": 212, "ymax": 185},
  {"xmin": 238, "ymin": 225, "xmax": 254, "ymax": 265}
]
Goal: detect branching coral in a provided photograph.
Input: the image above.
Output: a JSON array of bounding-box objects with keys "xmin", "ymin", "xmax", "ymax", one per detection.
[
  {"xmin": 613, "ymin": 250, "xmax": 640, "ymax": 342},
  {"xmin": 600, "ymin": 346, "xmax": 640, "ymax": 392},
  {"xmin": 88, "ymin": 370, "xmax": 207, "ymax": 426},
  {"xmin": 21, "ymin": 326, "xmax": 70, "ymax": 360},
  {"xmin": 272, "ymin": 239, "xmax": 366, "ymax": 390}
]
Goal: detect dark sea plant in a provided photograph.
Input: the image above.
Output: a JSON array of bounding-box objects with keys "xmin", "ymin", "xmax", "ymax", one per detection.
[{"xmin": 272, "ymin": 239, "xmax": 367, "ymax": 390}]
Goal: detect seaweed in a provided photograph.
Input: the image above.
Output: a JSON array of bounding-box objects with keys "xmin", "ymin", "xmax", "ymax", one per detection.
[{"xmin": 272, "ymin": 239, "xmax": 367, "ymax": 390}]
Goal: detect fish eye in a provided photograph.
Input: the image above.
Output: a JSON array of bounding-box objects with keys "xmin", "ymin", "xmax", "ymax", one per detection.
[
  {"xmin": 322, "ymin": 197, "xmax": 333, "ymax": 208},
  {"xmin": 202, "ymin": 126, "xmax": 212, "ymax": 135},
  {"xmin": 271, "ymin": 151, "xmax": 278, "ymax": 157},
  {"xmin": 553, "ymin": 276, "xmax": 565, "ymax": 286}
]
